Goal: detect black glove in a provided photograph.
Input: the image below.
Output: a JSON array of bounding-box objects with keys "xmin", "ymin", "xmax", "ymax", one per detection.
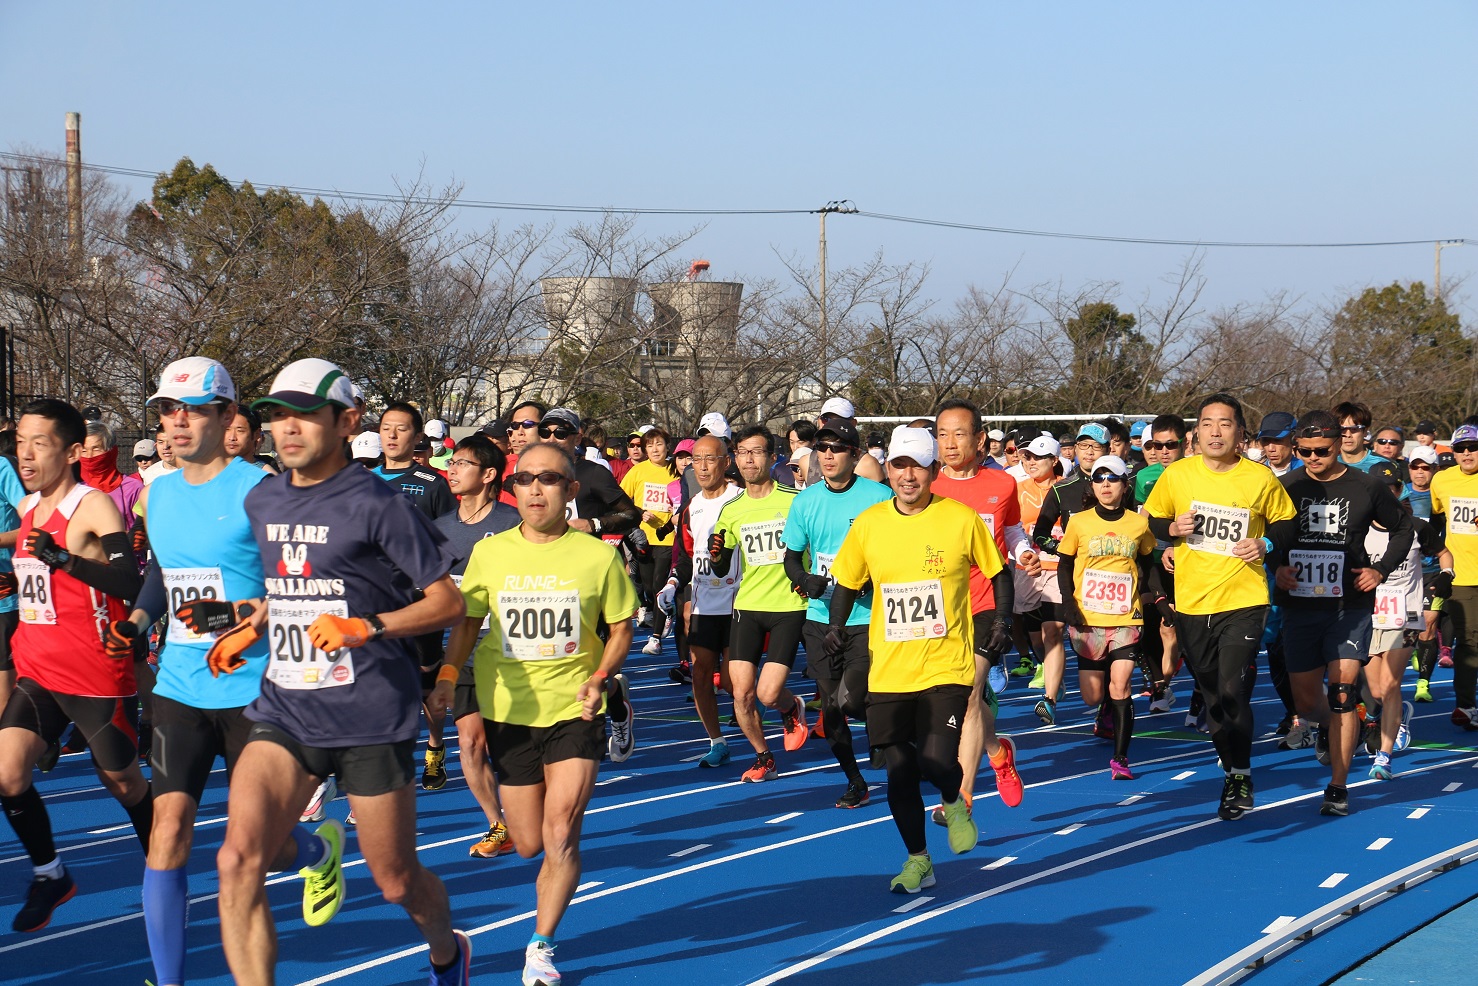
[
  {"xmin": 1062, "ymin": 601, "xmax": 1086, "ymax": 628},
  {"xmin": 1435, "ymin": 570, "xmax": 1455, "ymax": 600},
  {"xmin": 0, "ymin": 571, "xmax": 15, "ymax": 601},
  {"xmin": 104, "ymin": 619, "xmax": 140, "ymax": 660},
  {"xmin": 708, "ymin": 532, "xmax": 725, "ymax": 562},
  {"xmin": 176, "ymin": 599, "xmax": 254, "ymax": 635},
  {"xmin": 823, "ymin": 624, "xmax": 846, "ymax": 659},
  {"xmin": 801, "ymin": 574, "xmax": 831, "ymax": 599},
  {"xmin": 24, "ymin": 530, "xmax": 70, "ymax": 570},
  {"xmin": 131, "ymin": 524, "xmax": 149, "ymax": 556},
  {"xmin": 977, "ymin": 617, "xmax": 1012, "ymax": 658}
]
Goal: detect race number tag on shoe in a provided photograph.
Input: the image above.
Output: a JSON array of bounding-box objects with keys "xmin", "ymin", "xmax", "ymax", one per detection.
[
  {"xmin": 497, "ymin": 590, "xmax": 580, "ymax": 661},
  {"xmin": 1372, "ymin": 583, "xmax": 1407, "ymax": 630},
  {"xmin": 14, "ymin": 557, "xmax": 55, "ymax": 625},
  {"xmin": 881, "ymin": 580, "xmax": 946, "ymax": 642},
  {"xmin": 1082, "ymin": 568, "xmax": 1134, "ymax": 615},
  {"xmin": 739, "ymin": 519, "xmax": 787, "ymax": 566},
  {"xmin": 1289, "ymin": 549, "xmax": 1343, "ymax": 598},
  {"xmin": 1450, "ymin": 498, "xmax": 1478, "ymax": 536},
  {"xmin": 642, "ymin": 483, "xmax": 671, "ymax": 513},
  {"xmin": 1186, "ymin": 501, "xmax": 1250, "ymax": 556},
  {"xmin": 266, "ymin": 599, "xmax": 355, "ymax": 689},
  {"xmin": 163, "ymin": 567, "xmax": 227, "ymax": 644}
]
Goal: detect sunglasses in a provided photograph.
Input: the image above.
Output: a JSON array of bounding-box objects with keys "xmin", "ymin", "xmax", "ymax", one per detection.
[
  {"xmin": 509, "ymin": 470, "xmax": 570, "ymax": 487},
  {"xmin": 628, "ymin": 440, "xmax": 643, "ymax": 447},
  {"xmin": 1340, "ymin": 425, "xmax": 1365, "ymax": 434},
  {"xmin": 1374, "ymin": 438, "xmax": 1402, "ymax": 446},
  {"xmin": 813, "ymin": 441, "xmax": 855, "ymax": 454},
  {"xmin": 1455, "ymin": 443, "xmax": 1478, "ymax": 455},
  {"xmin": 1409, "ymin": 462, "xmax": 1434, "ymax": 470},
  {"xmin": 1295, "ymin": 445, "xmax": 1336, "ymax": 458},
  {"xmin": 1142, "ymin": 440, "xmax": 1181, "ymax": 450},
  {"xmin": 509, "ymin": 419, "xmax": 541, "ymax": 431},
  {"xmin": 537, "ymin": 426, "xmax": 576, "ymax": 439},
  {"xmin": 1090, "ymin": 472, "xmax": 1126, "ymax": 483},
  {"xmin": 155, "ymin": 398, "xmax": 226, "ymax": 418}
]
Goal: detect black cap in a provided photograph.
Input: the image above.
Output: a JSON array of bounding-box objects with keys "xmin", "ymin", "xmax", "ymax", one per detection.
[
  {"xmin": 1370, "ymin": 460, "xmax": 1401, "ymax": 486},
  {"xmin": 1257, "ymin": 411, "xmax": 1297, "ymax": 440},
  {"xmin": 1415, "ymin": 420, "xmax": 1438, "ymax": 435},
  {"xmin": 413, "ymin": 437, "xmax": 432, "ymax": 453},
  {"xmin": 480, "ymin": 420, "xmax": 508, "ymax": 437},
  {"xmin": 1439, "ymin": 451, "xmax": 1458, "ymax": 469},
  {"xmin": 865, "ymin": 431, "xmax": 885, "ymax": 449},
  {"xmin": 815, "ymin": 419, "xmax": 861, "ymax": 449}
]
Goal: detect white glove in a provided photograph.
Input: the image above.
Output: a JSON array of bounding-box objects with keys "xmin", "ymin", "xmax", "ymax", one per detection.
[{"xmin": 656, "ymin": 580, "xmax": 677, "ymax": 614}]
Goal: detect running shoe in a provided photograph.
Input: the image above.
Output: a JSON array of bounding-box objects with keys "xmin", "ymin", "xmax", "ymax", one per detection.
[
  {"xmin": 1361, "ymin": 719, "xmax": 1381, "ymax": 757},
  {"xmin": 942, "ymin": 797, "xmax": 978, "ymax": 853},
  {"xmin": 835, "ymin": 779, "xmax": 869, "ymax": 809},
  {"xmin": 11, "ymin": 870, "xmax": 76, "ymax": 932},
  {"xmin": 1319, "ymin": 784, "xmax": 1349, "ymax": 817},
  {"xmin": 987, "ymin": 662, "xmax": 1008, "ymax": 698},
  {"xmin": 300, "ymin": 819, "xmax": 346, "ymax": 928},
  {"xmin": 301, "ymin": 777, "xmax": 337, "ymax": 823},
  {"xmin": 1185, "ymin": 690, "xmax": 1206, "ymax": 731},
  {"xmin": 1394, "ymin": 701, "xmax": 1414, "ymax": 752},
  {"xmin": 668, "ymin": 660, "xmax": 692, "ymax": 684},
  {"xmin": 641, "ymin": 636, "xmax": 662, "ymax": 656},
  {"xmin": 890, "ymin": 854, "xmax": 935, "ymax": 894},
  {"xmin": 992, "ymin": 735, "xmax": 1024, "ymax": 808},
  {"xmin": 930, "ymin": 791, "xmax": 971, "ymax": 826},
  {"xmin": 1369, "ymin": 752, "xmax": 1393, "ymax": 781},
  {"xmin": 1415, "ymin": 679, "xmax": 1433, "ymax": 703},
  {"xmin": 469, "ymin": 821, "xmax": 516, "ymax": 858},
  {"xmin": 1274, "ymin": 711, "xmax": 1295, "ymax": 737},
  {"xmin": 1028, "ymin": 665, "xmax": 1045, "ymax": 690},
  {"xmin": 607, "ymin": 673, "xmax": 635, "ymax": 763},
  {"xmin": 1109, "ymin": 756, "xmax": 1134, "ymax": 781},
  {"xmin": 1279, "ymin": 717, "xmax": 1313, "ymax": 750},
  {"xmin": 136, "ymin": 721, "xmax": 153, "ymax": 762},
  {"xmin": 805, "ymin": 696, "xmax": 823, "ymax": 711},
  {"xmin": 1410, "ymin": 652, "xmax": 1421, "ymax": 672},
  {"xmin": 636, "ymin": 606, "xmax": 650, "ymax": 628},
  {"xmin": 741, "ymin": 752, "xmax": 776, "ymax": 782},
  {"xmin": 35, "ymin": 741, "xmax": 60, "ymax": 774},
  {"xmin": 1149, "ymin": 686, "xmax": 1175, "ymax": 714},
  {"xmin": 61, "ymin": 729, "xmax": 87, "ymax": 756},
  {"xmin": 1010, "ymin": 655, "xmax": 1035, "ymax": 678},
  {"xmin": 523, "ymin": 940, "xmax": 560, "ymax": 986},
  {"xmin": 781, "ymin": 695, "xmax": 810, "ymax": 752},
  {"xmin": 1313, "ymin": 725, "xmax": 1331, "ymax": 766},
  {"xmin": 1453, "ymin": 707, "xmax": 1478, "ymax": 731},
  {"xmin": 432, "ymin": 929, "xmax": 472, "ymax": 986},
  {"xmin": 1092, "ymin": 704, "xmax": 1115, "ymax": 741},
  {"xmin": 813, "ymin": 710, "xmax": 827, "ymax": 740},
  {"xmin": 1218, "ymin": 774, "xmax": 1253, "ymax": 821},
  {"xmin": 1439, "ymin": 645, "xmax": 1454, "ymax": 668},
  {"xmin": 698, "ymin": 740, "xmax": 729, "ymax": 768},
  {"xmin": 422, "ymin": 746, "xmax": 448, "ymax": 791},
  {"xmin": 1034, "ymin": 699, "xmax": 1056, "ymax": 726},
  {"xmin": 346, "ymin": 806, "xmax": 357, "ymax": 827}
]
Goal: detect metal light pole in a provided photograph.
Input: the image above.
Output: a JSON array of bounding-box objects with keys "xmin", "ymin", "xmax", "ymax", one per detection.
[{"xmin": 816, "ymin": 200, "xmax": 856, "ymax": 397}]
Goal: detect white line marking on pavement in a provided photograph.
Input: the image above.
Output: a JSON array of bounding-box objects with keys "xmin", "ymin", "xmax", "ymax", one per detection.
[
  {"xmin": 766, "ymin": 812, "xmax": 803, "ymax": 824},
  {"xmin": 1055, "ymin": 823, "xmax": 1084, "ymax": 836},
  {"xmin": 1173, "ymin": 770, "xmax": 1196, "ymax": 780},
  {"xmin": 983, "ymin": 856, "xmax": 1016, "ymax": 870},
  {"xmin": 669, "ymin": 844, "xmax": 711, "ymax": 858},
  {"xmin": 1443, "ymin": 782, "xmax": 1463, "ymax": 792},
  {"xmin": 1367, "ymin": 838, "xmax": 1391, "ymax": 851},
  {"xmin": 892, "ymin": 896, "xmax": 934, "ymax": 913},
  {"xmin": 1262, "ymin": 916, "xmax": 1296, "ymax": 934},
  {"xmin": 1408, "ymin": 807, "xmax": 1430, "ymax": 819},
  {"xmin": 1319, "ymin": 873, "xmax": 1348, "ymax": 888},
  {"xmin": 1118, "ymin": 795, "xmax": 1144, "ymax": 806}
]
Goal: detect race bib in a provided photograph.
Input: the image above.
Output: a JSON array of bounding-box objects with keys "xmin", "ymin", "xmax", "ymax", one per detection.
[
  {"xmin": 979, "ymin": 512, "xmax": 996, "ymax": 538},
  {"xmin": 1372, "ymin": 583, "xmax": 1406, "ymax": 630},
  {"xmin": 266, "ymin": 599, "xmax": 354, "ymax": 690},
  {"xmin": 1082, "ymin": 568, "xmax": 1134, "ymax": 615},
  {"xmin": 497, "ymin": 589, "xmax": 580, "ymax": 661},
  {"xmin": 1186, "ymin": 501, "xmax": 1250, "ymax": 556},
  {"xmin": 163, "ymin": 567, "xmax": 226, "ymax": 644},
  {"xmin": 880, "ymin": 580, "xmax": 947, "ymax": 642},
  {"xmin": 14, "ymin": 557, "xmax": 55, "ymax": 626},
  {"xmin": 641, "ymin": 482, "xmax": 671, "ymax": 513},
  {"xmin": 813, "ymin": 551, "xmax": 836, "ymax": 601},
  {"xmin": 1450, "ymin": 497, "xmax": 1478, "ymax": 536},
  {"xmin": 1289, "ymin": 549, "xmax": 1343, "ymax": 598},
  {"xmin": 451, "ymin": 574, "xmax": 491, "ymax": 631},
  {"xmin": 739, "ymin": 518, "xmax": 786, "ymax": 567}
]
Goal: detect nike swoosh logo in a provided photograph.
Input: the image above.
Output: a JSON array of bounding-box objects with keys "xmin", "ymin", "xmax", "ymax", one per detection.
[
  {"xmin": 1244, "ymin": 636, "xmax": 1256, "ymax": 641},
  {"xmin": 559, "ymin": 579, "xmax": 577, "ymax": 587}
]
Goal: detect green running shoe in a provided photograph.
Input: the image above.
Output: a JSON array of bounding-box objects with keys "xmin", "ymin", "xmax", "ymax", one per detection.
[
  {"xmin": 889, "ymin": 854, "xmax": 935, "ymax": 894},
  {"xmin": 300, "ymin": 819, "xmax": 346, "ymax": 927},
  {"xmin": 1415, "ymin": 679, "xmax": 1433, "ymax": 703},
  {"xmin": 942, "ymin": 796, "xmax": 978, "ymax": 854}
]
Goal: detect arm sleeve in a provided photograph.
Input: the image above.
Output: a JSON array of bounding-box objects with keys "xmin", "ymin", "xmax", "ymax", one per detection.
[
  {"xmin": 135, "ymin": 560, "xmax": 167, "ymax": 623},
  {"xmin": 1147, "ymin": 514, "xmax": 1175, "ymax": 541},
  {"xmin": 1056, "ymin": 552, "xmax": 1077, "ymax": 604},
  {"xmin": 990, "ymin": 566, "xmax": 1014, "ymax": 616},
  {"xmin": 1371, "ymin": 485, "xmax": 1415, "ymax": 577},
  {"xmin": 1416, "ymin": 517, "xmax": 1445, "ymax": 556},
  {"xmin": 1032, "ymin": 490, "xmax": 1063, "ymax": 553},
  {"xmin": 827, "ymin": 584, "xmax": 859, "ymax": 626},
  {"xmin": 1265, "ymin": 517, "xmax": 1299, "ymax": 562},
  {"xmin": 783, "ymin": 549, "xmax": 810, "ymax": 587},
  {"xmin": 591, "ymin": 469, "xmax": 641, "ymax": 535},
  {"xmin": 1002, "ymin": 522, "xmax": 1030, "ymax": 561},
  {"xmin": 66, "ymin": 531, "xmax": 144, "ymax": 602}
]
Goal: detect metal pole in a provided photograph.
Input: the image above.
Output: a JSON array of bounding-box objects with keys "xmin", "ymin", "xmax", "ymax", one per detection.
[
  {"xmin": 818, "ymin": 210, "xmax": 828, "ymax": 395},
  {"xmin": 1436, "ymin": 241, "xmax": 1442, "ymax": 300}
]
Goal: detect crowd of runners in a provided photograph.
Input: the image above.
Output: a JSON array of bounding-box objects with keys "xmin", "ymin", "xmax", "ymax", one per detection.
[{"xmin": 1, "ymin": 353, "xmax": 1476, "ymax": 985}]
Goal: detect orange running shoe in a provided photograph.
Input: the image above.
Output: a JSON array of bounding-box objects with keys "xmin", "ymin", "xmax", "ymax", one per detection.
[
  {"xmin": 781, "ymin": 694, "xmax": 810, "ymax": 752},
  {"xmin": 991, "ymin": 735, "xmax": 1024, "ymax": 808}
]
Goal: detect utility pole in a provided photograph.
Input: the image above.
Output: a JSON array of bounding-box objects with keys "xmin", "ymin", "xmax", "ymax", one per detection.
[
  {"xmin": 1435, "ymin": 240, "xmax": 1463, "ymax": 301},
  {"xmin": 64, "ymin": 112, "xmax": 83, "ymax": 404},
  {"xmin": 816, "ymin": 200, "xmax": 856, "ymax": 397}
]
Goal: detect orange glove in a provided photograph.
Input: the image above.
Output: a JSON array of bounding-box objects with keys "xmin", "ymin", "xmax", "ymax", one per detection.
[
  {"xmin": 205, "ymin": 618, "xmax": 261, "ymax": 677},
  {"xmin": 104, "ymin": 619, "xmax": 140, "ymax": 660},
  {"xmin": 307, "ymin": 613, "xmax": 375, "ymax": 651}
]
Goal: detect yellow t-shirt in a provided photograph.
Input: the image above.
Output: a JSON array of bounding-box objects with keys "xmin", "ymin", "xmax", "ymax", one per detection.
[
  {"xmin": 1431, "ymin": 466, "xmax": 1478, "ymax": 585},
  {"xmin": 1144, "ymin": 455, "xmax": 1296, "ymax": 615},
  {"xmin": 1058, "ymin": 508, "xmax": 1156, "ymax": 627},
  {"xmin": 462, "ymin": 526, "xmax": 638, "ymax": 727},
  {"xmin": 830, "ymin": 494, "xmax": 1004, "ymax": 693},
  {"xmin": 620, "ymin": 459, "xmax": 678, "ymax": 546}
]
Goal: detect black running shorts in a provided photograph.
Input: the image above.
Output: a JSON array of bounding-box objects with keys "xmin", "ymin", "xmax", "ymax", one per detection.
[
  {"xmin": 0, "ymin": 677, "xmax": 138, "ymax": 772},
  {"xmin": 486, "ymin": 715, "xmax": 604, "ymax": 786},
  {"xmin": 150, "ymin": 694, "xmax": 253, "ymax": 800},
  {"xmin": 729, "ymin": 609, "xmax": 805, "ymax": 667},
  {"xmin": 865, "ymin": 684, "xmax": 971, "ymax": 749},
  {"xmin": 245, "ymin": 720, "xmax": 414, "ymax": 797}
]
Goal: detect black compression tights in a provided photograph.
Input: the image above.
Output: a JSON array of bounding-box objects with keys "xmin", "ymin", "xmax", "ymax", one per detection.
[
  {"xmin": 882, "ymin": 739, "xmax": 964, "ymax": 856},
  {"xmin": 815, "ymin": 670, "xmax": 868, "ymax": 782}
]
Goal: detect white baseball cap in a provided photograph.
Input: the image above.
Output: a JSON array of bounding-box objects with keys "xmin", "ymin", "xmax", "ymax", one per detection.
[
  {"xmin": 1408, "ymin": 444, "xmax": 1438, "ymax": 466},
  {"xmin": 820, "ymin": 397, "xmax": 856, "ymax": 419},
  {"xmin": 1089, "ymin": 454, "xmax": 1129, "ymax": 477},
  {"xmin": 350, "ymin": 432, "xmax": 382, "ymax": 459},
  {"xmin": 252, "ymin": 358, "xmax": 357, "ymax": 413},
  {"xmin": 1025, "ymin": 435, "xmax": 1061, "ymax": 457},
  {"xmin": 425, "ymin": 419, "xmax": 449, "ymax": 440},
  {"xmin": 987, "ymin": 428, "xmax": 1005, "ymax": 442},
  {"xmin": 132, "ymin": 440, "xmax": 157, "ymax": 459},
  {"xmin": 697, "ymin": 412, "xmax": 731, "ymax": 439},
  {"xmin": 148, "ymin": 356, "xmax": 236, "ymax": 406},
  {"xmin": 886, "ymin": 426, "xmax": 937, "ymax": 467}
]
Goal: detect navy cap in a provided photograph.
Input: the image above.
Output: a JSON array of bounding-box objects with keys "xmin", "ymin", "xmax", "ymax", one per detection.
[
  {"xmin": 1370, "ymin": 460, "xmax": 1401, "ymax": 486},
  {"xmin": 1257, "ymin": 411, "xmax": 1297, "ymax": 440},
  {"xmin": 1414, "ymin": 420, "xmax": 1438, "ymax": 435}
]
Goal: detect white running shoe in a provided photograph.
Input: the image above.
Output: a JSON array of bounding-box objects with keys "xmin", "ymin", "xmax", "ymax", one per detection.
[
  {"xmin": 1394, "ymin": 701, "xmax": 1414, "ymax": 753},
  {"xmin": 300, "ymin": 777, "xmax": 336, "ymax": 823},
  {"xmin": 1149, "ymin": 686, "xmax": 1175, "ymax": 714},
  {"xmin": 523, "ymin": 940, "xmax": 561, "ymax": 986},
  {"xmin": 642, "ymin": 636, "xmax": 662, "ymax": 656}
]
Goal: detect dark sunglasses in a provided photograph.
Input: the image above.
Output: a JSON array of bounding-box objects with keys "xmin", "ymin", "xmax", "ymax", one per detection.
[
  {"xmin": 1409, "ymin": 462, "xmax": 1434, "ymax": 470},
  {"xmin": 509, "ymin": 419, "xmax": 541, "ymax": 431},
  {"xmin": 154, "ymin": 398, "xmax": 227, "ymax": 418},
  {"xmin": 628, "ymin": 439, "xmax": 643, "ymax": 447},
  {"xmin": 1340, "ymin": 425, "xmax": 1365, "ymax": 434},
  {"xmin": 1374, "ymin": 438, "xmax": 1402, "ymax": 446},
  {"xmin": 1295, "ymin": 445, "xmax": 1336, "ymax": 458},
  {"xmin": 509, "ymin": 470, "xmax": 570, "ymax": 487},
  {"xmin": 1090, "ymin": 471, "xmax": 1126, "ymax": 483},
  {"xmin": 1142, "ymin": 440, "xmax": 1181, "ymax": 450},
  {"xmin": 813, "ymin": 441, "xmax": 855, "ymax": 454},
  {"xmin": 537, "ymin": 426, "xmax": 576, "ymax": 440},
  {"xmin": 1455, "ymin": 443, "xmax": 1478, "ymax": 455}
]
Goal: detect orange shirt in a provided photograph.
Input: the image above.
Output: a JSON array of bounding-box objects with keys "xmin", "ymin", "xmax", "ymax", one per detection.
[
  {"xmin": 935, "ymin": 468, "xmax": 1021, "ymax": 614},
  {"xmin": 1016, "ymin": 474, "xmax": 1059, "ymax": 572}
]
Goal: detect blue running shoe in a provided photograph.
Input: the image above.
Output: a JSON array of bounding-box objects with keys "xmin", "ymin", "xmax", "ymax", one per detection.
[
  {"xmin": 698, "ymin": 741, "xmax": 729, "ymax": 768},
  {"xmin": 430, "ymin": 929, "xmax": 472, "ymax": 985},
  {"xmin": 987, "ymin": 662, "xmax": 1008, "ymax": 700}
]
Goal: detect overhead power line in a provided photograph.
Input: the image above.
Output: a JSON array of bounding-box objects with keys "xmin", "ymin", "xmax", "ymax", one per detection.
[{"xmin": 1, "ymin": 150, "xmax": 1470, "ymax": 250}]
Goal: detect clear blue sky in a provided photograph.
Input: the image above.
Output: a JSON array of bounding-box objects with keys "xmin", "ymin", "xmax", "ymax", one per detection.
[{"xmin": 4, "ymin": 2, "xmax": 1475, "ymax": 320}]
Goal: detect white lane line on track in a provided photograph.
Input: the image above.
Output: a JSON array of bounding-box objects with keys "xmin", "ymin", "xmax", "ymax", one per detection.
[
  {"xmin": 892, "ymin": 896, "xmax": 934, "ymax": 913},
  {"xmin": 1408, "ymin": 806, "xmax": 1431, "ymax": 819},
  {"xmin": 594, "ymin": 774, "xmax": 633, "ymax": 786},
  {"xmin": 1118, "ymin": 794, "xmax": 1144, "ymax": 805},
  {"xmin": 983, "ymin": 857, "xmax": 1016, "ymax": 870},
  {"xmin": 740, "ymin": 751, "xmax": 1478, "ymax": 985},
  {"xmin": 1262, "ymin": 915, "xmax": 1296, "ymax": 934},
  {"xmin": 1368, "ymin": 838, "xmax": 1391, "ymax": 851},
  {"xmin": 1173, "ymin": 770, "xmax": 1196, "ymax": 780},
  {"xmin": 575, "ymin": 881, "xmax": 603, "ymax": 891},
  {"xmin": 1444, "ymin": 782, "xmax": 1464, "ymax": 792},
  {"xmin": 669, "ymin": 844, "xmax": 711, "ymax": 858},
  {"xmin": 88, "ymin": 815, "xmax": 227, "ymax": 836},
  {"xmin": 1320, "ymin": 872, "xmax": 1349, "ymax": 888},
  {"xmin": 1054, "ymin": 823, "xmax": 1084, "ymax": 836},
  {"xmin": 766, "ymin": 812, "xmax": 803, "ymax": 824}
]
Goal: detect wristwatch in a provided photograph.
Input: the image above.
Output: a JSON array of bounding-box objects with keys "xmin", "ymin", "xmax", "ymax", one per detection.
[{"xmin": 362, "ymin": 613, "xmax": 387, "ymax": 641}]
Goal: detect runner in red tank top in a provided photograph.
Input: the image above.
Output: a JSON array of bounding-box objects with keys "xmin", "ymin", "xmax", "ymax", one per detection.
[{"xmin": 0, "ymin": 399, "xmax": 148, "ymax": 933}]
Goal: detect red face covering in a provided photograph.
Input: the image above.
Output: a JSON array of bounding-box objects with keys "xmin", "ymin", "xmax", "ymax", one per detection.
[{"xmin": 79, "ymin": 451, "xmax": 123, "ymax": 493}]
